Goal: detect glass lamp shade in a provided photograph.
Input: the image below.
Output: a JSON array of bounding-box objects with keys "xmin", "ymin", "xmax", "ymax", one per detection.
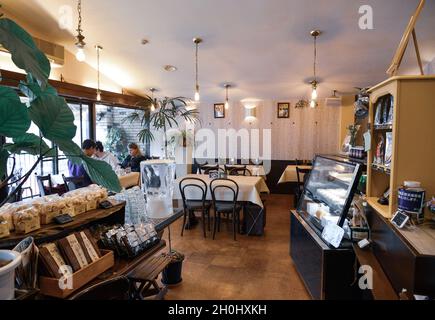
[
  {"xmin": 225, "ymin": 101, "xmax": 230, "ymax": 110},
  {"xmin": 194, "ymin": 90, "xmax": 200, "ymax": 102},
  {"xmin": 76, "ymin": 48, "xmax": 86, "ymax": 62}
]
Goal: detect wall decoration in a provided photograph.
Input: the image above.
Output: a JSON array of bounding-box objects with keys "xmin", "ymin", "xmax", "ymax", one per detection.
[
  {"xmin": 214, "ymin": 103, "xmax": 225, "ymax": 118},
  {"xmin": 277, "ymin": 102, "xmax": 290, "ymax": 118}
]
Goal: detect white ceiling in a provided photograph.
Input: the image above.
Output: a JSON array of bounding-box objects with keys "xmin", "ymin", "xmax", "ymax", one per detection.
[{"xmin": 3, "ymin": 0, "xmax": 435, "ymax": 102}]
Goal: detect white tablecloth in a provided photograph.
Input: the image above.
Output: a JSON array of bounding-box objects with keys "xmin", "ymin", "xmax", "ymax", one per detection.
[
  {"xmin": 278, "ymin": 165, "xmax": 312, "ymax": 184},
  {"xmin": 174, "ymin": 174, "xmax": 270, "ymax": 208}
]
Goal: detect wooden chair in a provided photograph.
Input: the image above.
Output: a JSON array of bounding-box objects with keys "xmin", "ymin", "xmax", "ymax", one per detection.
[
  {"xmin": 210, "ymin": 178, "xmax": 242, "ymax": 241},
  {"xmin": 197, "ymin": 162, "xmax": 209, "ymax": 174},
  {"xmin": 296, "ymin": 167, "xmax": 312, "ymax": 204},
  {"xmin": 62, "ymin": 174, "xmax": 86, "ymax": 191},
  {"xmin": 179, "ymin": 177, "xmax": 212, "ymax": 238},
  {"xmin": 229, "ymin": 167, "xmax": 252, "ymax": 176},
  {"xmin": 203, "ymin": 166, "xmax": 224, "ymax": 175},
  {"xmin": 36, "ymin": 174, "xmax": 53, "ymax": 196},
  {"xmin": 69, "ymin": 276, "xmax": 131, "ymax": 300},
  {"xmin": 224, "ymin": 165, "xmax": 244, "ymax": 175}
]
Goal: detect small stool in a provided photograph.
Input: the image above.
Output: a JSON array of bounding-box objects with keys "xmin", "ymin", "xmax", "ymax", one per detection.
[{"xmin": 127, "ymin": 254, "xmax": 172, "ymax": 300}]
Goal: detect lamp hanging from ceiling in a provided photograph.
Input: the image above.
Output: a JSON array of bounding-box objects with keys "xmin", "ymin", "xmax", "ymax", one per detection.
[
  {"xmin": 224, "ymin": 84, "xmax": 231, "ymax": 110},
  {"xmin": 95, "ymin": 45, "xmax": 102, "ymax": 101},
  {"xmin": 150, "ymin": 88, "xmax": 157, "ymax": 112},
  {"xmin": 310, "ymin": 30, "xmax": 321, "ymax": 108},
  {"xmin": 193, "ymin": 37, "xmax": 202, "ymax": 102},
  {"xmin": 75, "ymin": 0, "xmax": 86, "ymax": 62}
]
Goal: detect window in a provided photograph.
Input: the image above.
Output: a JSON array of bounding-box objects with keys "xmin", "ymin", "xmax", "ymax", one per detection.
[{"xmin": 95, "ymin": 104, "xmax": 147, "ymax": 162}]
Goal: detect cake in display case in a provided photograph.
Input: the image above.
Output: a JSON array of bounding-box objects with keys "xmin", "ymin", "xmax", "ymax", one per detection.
[{"xmin": 297, "ymin": 155, "xmax": 362, "ymax": 235}]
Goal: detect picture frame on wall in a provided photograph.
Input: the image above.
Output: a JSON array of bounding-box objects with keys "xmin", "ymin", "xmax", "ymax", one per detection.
[
  {"xmin": 214, "ymin": 103, "xmax": 225, "ymax": 118},
  {"xmin": 277, "ymin": 102, "xmax": 290, "ymax": 118}
]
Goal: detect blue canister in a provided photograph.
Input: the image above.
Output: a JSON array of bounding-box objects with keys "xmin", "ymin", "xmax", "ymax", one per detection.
[{"xmin": 398, "ymin": 181, "xmax": 425, "ymax": 215}]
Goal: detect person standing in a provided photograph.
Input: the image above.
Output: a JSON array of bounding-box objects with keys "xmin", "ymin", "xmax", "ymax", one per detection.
[
  {"xmin": 94, "ymin": 141, "xmax": 119, "ymax": 171},
  {"xmin": 67, "ymin": 139, "xmax": 95, "ymax": 187},
  {"xmin": 121, "ymin": 143, "xmax": 147, "ymax": 172}
]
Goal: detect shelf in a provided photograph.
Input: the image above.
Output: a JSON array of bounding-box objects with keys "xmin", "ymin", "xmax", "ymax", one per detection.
[
  {"xmin": 371, "ymin": 163, "xmax": 391, "ymax": 175},
  {"xmin": 367, "ymin": 197, "xmax": 390, "ymax": 218},
  {"xmin": 373, "ymin": 124, "xmax": 393, "ymax": 130}
]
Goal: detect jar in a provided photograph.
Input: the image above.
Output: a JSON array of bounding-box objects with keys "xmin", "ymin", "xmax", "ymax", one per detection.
[{"xmin": 398, "ymin": 181, "xmax": 426, "ymax": 224}]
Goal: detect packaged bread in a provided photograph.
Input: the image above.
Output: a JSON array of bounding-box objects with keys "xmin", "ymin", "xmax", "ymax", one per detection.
[
  {"xmin": 34, "ymin": 196, "xmax": 65, "ymax": 224},
  {"xmin": 0, "ymin": 217, "xmax": 10, "ymax": 239},
  {"xmin": 39, "ymin": 242, "xmax": 72, "ymax": 279},
  {"xmin": 13, "ymin": 207, "xmax": 41, "ymax": 234},
  {"xmin": 62, "ymin": 195, "xmax": 86, "ymax": 217},
  {"xmin": 0, "ymin": 203, "xmax": 15, "ymax": 231}
]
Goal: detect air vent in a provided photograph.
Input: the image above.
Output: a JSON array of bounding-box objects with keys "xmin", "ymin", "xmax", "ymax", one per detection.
[
  {"xmin": 0, "ymin": 36, "xmax": 64, "ymax": 67},
  {"xmin": 325, "ymin": 90, "xmax": 342, "ymax": 107}
]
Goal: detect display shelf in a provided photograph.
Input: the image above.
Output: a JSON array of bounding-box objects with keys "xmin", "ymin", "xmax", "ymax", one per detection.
[
  {"xmin": 367, "ymin": 76, "xmax": 435, "ymax": 218},
  {"xmin": 367, "ymin": 197, "xmax": 390, "ymax": 218}
]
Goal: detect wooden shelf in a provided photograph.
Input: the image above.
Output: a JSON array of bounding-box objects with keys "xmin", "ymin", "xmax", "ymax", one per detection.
[{"xmin": 367, "ymin": 197, "xmax": 390, "ymax": 218}]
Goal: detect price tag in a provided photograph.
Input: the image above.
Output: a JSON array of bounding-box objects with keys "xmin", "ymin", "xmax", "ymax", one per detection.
[{"xmin": 322, "ymin": 223, "xmax": 345, "ymax": 248}]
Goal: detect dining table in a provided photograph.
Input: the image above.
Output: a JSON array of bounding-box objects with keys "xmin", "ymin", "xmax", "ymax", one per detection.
[
  {"xmin": 278, "ymin": 165, "xmax": 312, "ymax": 184},
  {"xmin": 118, "ymin": 172, "xmax": 141, "ymax": 189},
  {"xmin": 196, "ymin": 164, "xmax": 267, "ymax": 180}
]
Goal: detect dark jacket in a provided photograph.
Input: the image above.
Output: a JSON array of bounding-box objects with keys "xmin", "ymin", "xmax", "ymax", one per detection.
[{"xmin": 121, "ymin": 155, "xmax": 147, "ymax": 172}]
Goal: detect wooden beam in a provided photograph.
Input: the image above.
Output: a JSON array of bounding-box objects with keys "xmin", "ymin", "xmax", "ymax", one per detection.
[
  {"xmin": 0, "ymin": 69, "xmax": 146, "ymax": 109},
  {"xmin": 412, "ymin": 29, "xmax": 425, "ymax": 75}
]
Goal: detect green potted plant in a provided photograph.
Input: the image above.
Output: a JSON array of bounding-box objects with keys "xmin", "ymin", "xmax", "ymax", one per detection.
[{"xmin": 0, "ymin": 17, "xmax": 121, "ymax": 205}]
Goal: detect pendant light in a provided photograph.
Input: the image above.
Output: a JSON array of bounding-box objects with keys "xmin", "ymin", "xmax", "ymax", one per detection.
[
  {"xmin": 224, "ymin": 84, "xmax": 231, "ymax": 110},
  {"xmin": 95, "ymin": 45, "xmax": 103, "ymax": 101},
  {"xmin": 75, "ymin": 0, "xmax": 86, "ymax": 62},
  {"xmin": 150, "ymin": 88, "xmax": 157, "ymax": 112},
  {"xmin": 193, "ymin": 37, "xmax": 202, "ymax": 102},
  {"xmin": 310, "ymin": 30, "xmax": 321, "ymax": 108}
]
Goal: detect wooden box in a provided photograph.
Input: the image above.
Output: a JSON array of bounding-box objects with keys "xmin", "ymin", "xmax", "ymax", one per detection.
[{"xmin": 39, "ymin": 250, "xmax": 114, "ymax": 298}]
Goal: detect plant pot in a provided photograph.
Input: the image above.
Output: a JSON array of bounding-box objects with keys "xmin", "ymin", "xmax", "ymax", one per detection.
[
  {"xmin": 0, "ymin": 250, "xmax": 22, "ymax": 300},
  {"xmin": 161, "ymin": 251, "xmax": 184, "ymax": 286}
]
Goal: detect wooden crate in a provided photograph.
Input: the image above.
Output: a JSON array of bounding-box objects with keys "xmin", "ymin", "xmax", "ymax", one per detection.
[{"xmin": 39, "ymin": 250, "xmax": 114, "ymax": 298}]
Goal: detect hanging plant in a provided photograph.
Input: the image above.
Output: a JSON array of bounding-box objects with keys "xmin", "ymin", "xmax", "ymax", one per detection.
[{"xmin": 0, "ymin": 17, "xmax": 121, "ymax": 205}]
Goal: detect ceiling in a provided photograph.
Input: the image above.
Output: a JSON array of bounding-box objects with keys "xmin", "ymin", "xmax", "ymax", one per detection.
[{"xmin": 2, "ymin": 0, "xmax": 435, "ymax": 102}]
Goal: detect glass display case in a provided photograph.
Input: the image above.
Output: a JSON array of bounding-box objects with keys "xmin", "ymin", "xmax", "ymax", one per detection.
[{"xmin": 297, "ymin": 155, "xmax": 362, "ymax": 232}]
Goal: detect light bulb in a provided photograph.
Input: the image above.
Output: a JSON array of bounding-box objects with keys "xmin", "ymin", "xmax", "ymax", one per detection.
[
  {"xmin": 194, "ymin": 90, "xmax": 200, "ymax": 102},
  {"xmin": 96, "ymin": 91, "xmax": 101, "ymax": 101},
  {"xmin": 225, "ymin": 101, "xmax": 230, "ymax": 110},
  {"xmin": 311, "ymin": 87, "xmax": 318, "ymax": 100},
  {"xmin": 310, "ymin": 100, "xmax": 317, "ymax": 108},
  {"xmin": 76, "ymin": 48, "xmax": 86, "ymax": 62},
  {"xmin": 151, "ymin": 103, "xmax": 156, "ymax": 112}
]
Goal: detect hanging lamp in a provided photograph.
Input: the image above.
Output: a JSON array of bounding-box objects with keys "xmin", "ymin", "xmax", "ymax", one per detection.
[
  {"xmin": 310, "ymin": 30, "xmax": 321, "ymax": 108},
  {"xmin": 193, "ymin": 37, "xmax": 202, "ymax": 102},
  {"xmin": 95, "ymin": 45, "xmax": 103, "ymax": 101},
  {"xmin": 224, "ymin": 84, "xmax": 231, "ymax": 110},
  {"xmin": 75, "ymin": 0, "xmax": 86, "ymax": 62}
]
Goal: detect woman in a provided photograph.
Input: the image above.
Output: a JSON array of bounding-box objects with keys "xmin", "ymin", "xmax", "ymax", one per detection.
[
  {"xmin": 94, "ymin": 141, "xmax": 119, "ymax": 171},
  {"xmin": 121, "ymin": 143, "xmax": 147, "ymax": 172}
]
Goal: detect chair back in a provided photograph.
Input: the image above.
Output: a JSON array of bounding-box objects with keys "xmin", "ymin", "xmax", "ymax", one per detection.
[
  {"xmin": 69, "ymin": 276, "xmax": 131, "ymax": 300},
  {"xmin": 296, "ymin": 167, "xmax": 312, "ymax": 200},
  {"xmin": 62, "ymin": 174, "xmax": 86, "ymax": 191},
  {"xmin": 228, "ymin": 167, "xmax": 251, "ymax": 176},
  {"xmin": 179, "ymin": 177, "xmax": 208, "ymax": 210},
  {"xmin": 197, "ymin": 162, "xmax": 210, "ymax": 174},
  {"xmin": 210, "ymin": 178, "xmax": 239, "ymax": 207},
  {"xmin": 203, "ymin": 165, "xmax": 224, "ymax": 175},
  {"xmin": 36, "ymin": 174, "xmax": 53, "ymax": 196}
]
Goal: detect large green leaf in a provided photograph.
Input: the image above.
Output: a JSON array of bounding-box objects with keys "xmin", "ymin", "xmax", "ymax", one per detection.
[
  {"xmin": 19, "ymin": 73, "xmax": 57, "ymax": 102},
  {"xmin": 56, "ymin": 140, "xmax": 83, "ymax": 165},
  {"xmin": 0, "ymin": 18, "xmax": 50, "ymax": 86},
  {"xmin": 0, "ymin": 148, "xmax": 10, "ymax": 180},
  {"xmin": 4, "ymin": 133, "xmax": 54, "ymax": 156},
  {"xmin": 81, "ymin": 156, "xmax": 122, "ymax": 192},
  {"xmin": 29, "ymin": 94, "xmax": 76, "ymax": 142},
  {"xmin": 0, "ymin": 86, "xmax": 31, "ymax": 137}
]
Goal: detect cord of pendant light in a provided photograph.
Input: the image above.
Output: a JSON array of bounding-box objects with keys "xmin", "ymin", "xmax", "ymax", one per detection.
[
  {"xmin": 194, "ymin": 38, "xmax": 201, "ymax": 101},
  {"xmin": 310, "ymin": 30, "xmax": 320, "ymax": 108},
  {"xmin": 96, "ymin": 45, "xmax": 102, "ymax": 101}
]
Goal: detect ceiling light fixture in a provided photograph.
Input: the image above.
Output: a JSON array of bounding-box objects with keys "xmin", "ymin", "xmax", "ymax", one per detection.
[
  {"xmin": 164, "ymin": 65, "xmax": 177, "ymax": 72},
  {"xmin": 193, "ymin": 37, "xmax": 202, "ymax": 102},
  {"xmin": 95, "ymin": 45, "xmax": 103, "ymax": 101},
  {"xmin": 75, "ymin": 0, "xmax": 86, "ymax": 62},
  {"xmin": 310, "ymin": 30, "xmax": 321, "ymax": 108},
  {"xmin": 141, "ymin": 39, "xmax": 149, "ymax": 45},
  {"xmin": 149, "ymin": 88, "xmax": 157, "ymax": 112},
  {"xmin": 224, "ymin": 84, "xmax": 231, "ymax": 110}
]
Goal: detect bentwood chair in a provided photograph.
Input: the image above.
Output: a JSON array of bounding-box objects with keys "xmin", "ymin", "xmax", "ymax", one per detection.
[
  {"xmin": 36, "ymin": 174, "xmax": 53, "ymax": 196},
  {"xmin": 210, "ymin": 178, "xmax": 243, "ymax": 241},
  {"xmin": 224, "ymin": 165, "xmax": 244, "ymax": 175},
  {"xmin": 179, "ymin": 177, "xmax": 212, "ymax": 238},
  {"xmin": 295, "ymin": 167, "xmax": 312, "ymax": 204},
  {"xmin": 203, "ymin": 166, "xmax": 225, "ymax": 175},
  {"xmin": 229, "ymin": 167, "xmax": 252, "ymax": 176},
  {"xmin": 62, "ymin": 174, "xmax": 86, "ymax": 191},
  {"xmin": 70, "ymin": 276, "xmax": 131, "ymax": 300}
]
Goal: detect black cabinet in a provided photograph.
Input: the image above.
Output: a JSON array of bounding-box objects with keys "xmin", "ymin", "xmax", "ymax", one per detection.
[{"xmin": 290, "ymin": 210, "xmax": 361, "ymax": 300}]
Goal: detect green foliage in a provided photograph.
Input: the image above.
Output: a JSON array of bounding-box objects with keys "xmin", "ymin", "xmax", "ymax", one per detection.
[
  {"xmin": 81, "ymin": 156, "xmax": 121, "ymax": 192},
  {"xmin": 0, "ymin": 86, "xmax": 31, "ymax": 138},
  {"xmin": 104, "ymin": 126, "xmax": 128, "ymax": 162},
  {"xmin": 0, "ymin": 18, "xmax": 50, "ymax": 86},
  {"xmin": 4, "ymin": 133, "xmax": 54, "ymax": 156}
]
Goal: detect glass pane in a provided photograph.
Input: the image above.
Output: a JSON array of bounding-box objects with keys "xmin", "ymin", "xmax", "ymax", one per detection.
[{"xmin": 95, "ymin": 104, "xmax": 146, "ymax": 162}]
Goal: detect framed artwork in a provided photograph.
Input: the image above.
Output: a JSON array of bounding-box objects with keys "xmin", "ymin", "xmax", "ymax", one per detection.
[
  {"xmin": 277, "ymin": 102, "xmax": 290, "ymax": 118},
  {"xmin": 214, "ymin": 103, "xmax": 225, "ymax": 118}
]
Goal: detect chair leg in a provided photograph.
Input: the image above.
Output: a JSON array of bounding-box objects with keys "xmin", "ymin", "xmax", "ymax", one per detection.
[
  {"xmin": 181, "ymin": 208, "xmax": 187, "ymax": 237},
  {"xmin": 207, "ymin": 209, "xmax": 211, "ymax": 231},
  {"xmin": 201, "ymin": 209, "xmax": 206, "ymax": 238},
  {"xmin": 213, "ymin": 211, "xmax": 218, "ymax": 240},
  {"xmin": 217, "ymin": 212, "xmax": 221, "ymax": 232}
]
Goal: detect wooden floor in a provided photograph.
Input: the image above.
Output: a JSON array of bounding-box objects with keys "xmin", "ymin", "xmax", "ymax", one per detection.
[{"xmin": 159, "ymin": 194, "xmax": 310, "ymax": 300}]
